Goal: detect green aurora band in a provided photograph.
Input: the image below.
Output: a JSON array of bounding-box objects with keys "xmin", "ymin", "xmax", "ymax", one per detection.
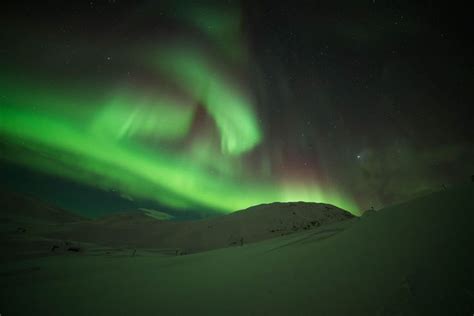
[
  {"xmin": 0, "ymin": 5, "xmax": 359, "ymax": 215},
  {"xmin": 0, "ymin": 88, "xmax": 357, "ymax": 213}
]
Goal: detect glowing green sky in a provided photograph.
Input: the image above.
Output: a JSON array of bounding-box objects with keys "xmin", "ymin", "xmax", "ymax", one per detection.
[
  {"xmin": 147, "ymin": 47, "xmax": 262, "ymax": 155},
  {"xmin": 0, "ymin": 2, "xmax": 362, "ymax": 215},
  {"xmin": 2, "ymin": 0, "xmax": 473, "ymax": 219},
  {"xmin": 0, "ymin": 78, "xmax": 357, "ymax": 214}
]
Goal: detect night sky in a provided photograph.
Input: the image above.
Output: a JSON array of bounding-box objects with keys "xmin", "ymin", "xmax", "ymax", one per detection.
[{"xmin": 1, "ymin": 1, "xmax": 473, "ymax": 218}]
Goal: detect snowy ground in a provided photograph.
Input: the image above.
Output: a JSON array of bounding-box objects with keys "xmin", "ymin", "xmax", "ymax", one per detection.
[{"xmin": 1, "ymin": 184, "xmax": 473, "ymax": 315}]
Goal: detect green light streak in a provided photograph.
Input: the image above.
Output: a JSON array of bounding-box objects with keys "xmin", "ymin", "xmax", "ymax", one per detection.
[
  {"xmin": 0, "ymin": 4, "xmax": 360, "ymax": 215},
  {"xmin": 148, "ymin": 47, "xmax": 262, "ymax": 155},
  {"xmin": 0, "ymin": 100, "xmax": 357, "ymax": 214},
  {"xmin": 91, "ymin": 90, "xmax": 196, "ymax": 141}
]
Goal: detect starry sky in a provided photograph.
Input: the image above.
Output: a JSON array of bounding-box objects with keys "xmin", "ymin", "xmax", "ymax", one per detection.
[{"xmin": 1, "ymin": 0, "xmax": 472, "ymax": 218}]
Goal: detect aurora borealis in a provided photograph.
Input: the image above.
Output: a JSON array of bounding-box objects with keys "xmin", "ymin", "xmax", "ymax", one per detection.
[
  {"xmin": 0, "ymin": 93, "xmax": 353, "ymax": 213},
  {"xmin": 1, "ymin": 1, "xmax": 473, "ymax": 218}
]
